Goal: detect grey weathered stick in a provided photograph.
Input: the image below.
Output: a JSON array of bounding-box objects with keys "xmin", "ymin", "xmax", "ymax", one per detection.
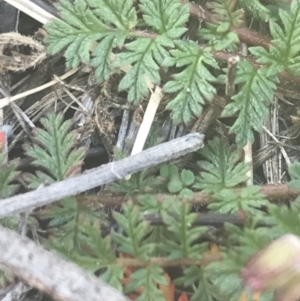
[
  {"xmin": 0, "ymin": 133, "xmax": 204, "ymax": 218},
  {"xmin": 116, "ymin": 109, "xmax": 130, "ymax": 151},
  {"xmin": 0, "ymin": 224, "xmax": 130, "ymax": 301}
]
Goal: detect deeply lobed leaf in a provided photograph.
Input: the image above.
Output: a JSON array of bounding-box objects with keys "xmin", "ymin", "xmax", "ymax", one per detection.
[
  {"xmin": 24, "ymin": 112, "xmax": 86, "ymax": 186},
  {"xmin": 112, "ymin": 202, "xmax": 155, "ymax": 260},
  {"xmin": 222, "ymin": 60, "xmax": 279, "ymax": 147},
  {"xmin": 163, "ymin": 41, "xmax": 218, "ymax": 124},
  {"xmin": 205, "ymin": 0, "xmax": 244, "ymax": 27},
  {"xmin": 195, "ymin": 137, "xmax": 250, "ymax": 193},
  {"xmin": 0, "ymin": 154, "xmax": 20, "ymax": 199},
  {"xmin": 161, "ymin": 198, "xmax": 207, "ymax": 260},
  {"xmin": 139, "ymin": 0, "xmax": 189, "ymax": 38},
  {"xmin": 125, "ymin": 266, "xmax": 167, "ymax": 301},
  {"xmin": 250, "ymin": 0, "xmax": 300, "ymax": 76},
  {"xmin": 209, "ymin": 186, "xmax": 270, "ymax": 215}
]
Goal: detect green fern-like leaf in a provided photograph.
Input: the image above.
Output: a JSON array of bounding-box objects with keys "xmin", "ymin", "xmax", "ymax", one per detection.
[
  {"xmin": 87, "ymin": 0, "xmax": 137, "ymax": 30},
  {"xmin": 53, "ymin": 227, "xmax": 123, "ymax": 291},
  {"xmin": 53, "ymin": 223, "xmax": 121, "ymax": 291},
  {"xmin": 139, "ymin": 0, "xmax": 189, "ymax": 38},
  {"xmin": 264, "ymin": 204, "xmax": 300, "ymax": 237},
  {"xmin": 100, "ymin": 266, "xmax": 124, "ymax": 291},
  {"xmin": 194, "ymin": 137, "xmax": 250, "ymax": 193},
  {"xmin": 225, "ymin": 223, "xmax": 273, "ymax": 256},
  {"xmin": 45, "ymin": 0, "xmax": 111, "ymax": 66},
  {"xmin": 175, "ymin": 266, "xmax": 219, "ymax": 301},
  {"xmin": 238, "ymin": 0, "xmax": 271, "ymax": 21},
  {"xmin": 249, "ymin": 0, "xmax": 300, "ymax": 76},
  {"xmin": 24, "ymin": 112, "xmax": 86, "ymax": 187},
  {"xmin": 112, "ymin": 201, "xmax": 155, "ymax": 260},
  {"xmin": 49, "ymin": 222, "xmax": 115, "ymax": 267},
  {"xmin": 288, "ymin": 161, "xmax": 300, "ymax": 190},
  {"xmin": 80, "ymin": 224, "xmax": 116, "ymax": 265},
  {"xmin": 116, "ymin": 37, "xmax": 170, "ymax": 103},
  {"xmin": 0, "ymin": 155, "xmax": 39, "ymax": 237},
  {"xmin": 161, "ymin": 198, "xmax": 207, "ymax": 260},
  {"xmin": 34, "ymin": 199, "xmax": 105, "ymax": 256},
  {"xmin": 222, "ymin": 60, "xmax": 279, "ymax": 147},
  {"xmin": 163, "ymin": 41, "xmax": 219, "ymax": 124},
  {"xmin": 125, "ymin": 266, "xmax": 167, "ymax": 301},
  {"xmin": 107, "ymin": 168, "xmax": 165, "ymax": 196},
  {"xmin": 266, "ymin": 2, "xmax": 291, "ymax": 21},
  {"xmin": 117, "ymin": 0, "xmax": 190, "ymax": 102},
  {"xmin": 22, "ymin": 112, "xmax": 106, "ymax": 254},
  {"xmin": 206, "ymin": 252, "xmax": 251, "ymax": 301},
  {"xmin": 209, "ymin": 186, "xmax": 270, "ymax": 215},
  {"xmin": 199, "ymin": 23, "xmax": 240, "ymax": 51},
  {"xmin": 205, "ymin": 0, "xmax": 244, "ymax": 27},
  {"xmin": 42, "ymin": 198, "xmax": 106, "ymax": 252},
  {"xmin": 204, "ymin": 225, "xmax": 274, "ymax": 301},
  {"xmin": 0, "ymin": 154, "xmax": 19, "ymax": 199},
  {"xmin": 44, "ymin": 0, "xmax": 137, "ymax": 79},
  {"xmin": 138, "ymin": 195, "xmax": 174, "ymax": 256}
]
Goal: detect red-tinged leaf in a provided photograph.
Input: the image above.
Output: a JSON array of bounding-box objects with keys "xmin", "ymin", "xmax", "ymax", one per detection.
[
  {"xmin": 119, "ymin": 253, "xmax": 137, "ymax": 277},
  {"xmin": 135, "ymin": 285, "xmax": 144, "ymax": 294},
  {"xmin": 66, "ymin": 162, "xmax": 84, "ymax": 177},
  {"xmin": 119, "ymin": 253, "xmax": 143, "ymax": 296},
  {"xmin": 127, "ymin": 292, "xmax": 139, "ymax": 300},
  {"xmin": 159, "ymin": 273, "xmax": 175, "ymax": 301},
  {"xmin": 237, "ymin": 208, "xmax": 247, "ymax": 222},
  {"xmin": 122, "ymin": 277, "xmax": 131, "ymax": 286},
  {"xmin": 177, "ymin": 292, "xmax": 189, "ymax": 301},
  {"xmin": 0, "ymin": 131, "xmax": 6, "ymax": 152}
]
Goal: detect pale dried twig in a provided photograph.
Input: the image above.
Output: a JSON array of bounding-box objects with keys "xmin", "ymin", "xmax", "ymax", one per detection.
[
  {"xmin": 126, "ymin": 86, "xmax": 164, "ymax": 180},
  {"xmin": 263, "ymin": 126, "xmax": 291, "ymax": 165},
  {"xmin": 0, "ymin": 133, "xmax": 204, "ymax": 218},
  {"xmin": 0, "ymin": 67, "xmax": 81, "ymax": 109},
  {"xmin": 0, "ymin": 224, "xmax": 130, "ymax": 301},
  {"xmin": 131, "ymin": 86, "xmax": 163, "ymax": 156},
  {"xmin": 3, "ymin": 0, "xmax": 58, "ymax": 24}
]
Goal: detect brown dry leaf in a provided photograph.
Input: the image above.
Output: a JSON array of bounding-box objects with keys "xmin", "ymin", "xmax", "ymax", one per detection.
[
  {"xmin": 203, "ymin": 242, "xmax": 221, "ymax": 257},
  {"xmin": 119, "ymin": 253, "xmax": 136, "ymax": 278},
  {"xmin": 119, "ymin": 253, "xmax": 144, "ymax": 297},
  {"xmin": 201, "ymin": 242, "xmax": 222, "ymax": 266},
  {"xmin": 209, "ymin": 242, "xmax": 220, "ymax": 254},
  {"xmin": 127, "ymin": 292, "xmax": 139, "ymax": 300},
  {"xmin": 159, "ymin": 273, "xmax": 175, "ymax": 301}
]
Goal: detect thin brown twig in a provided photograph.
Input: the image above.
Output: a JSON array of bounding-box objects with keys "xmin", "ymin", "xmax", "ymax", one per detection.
[
  {"xmin": 207, "ymin": 48, "xmax": 300, "ymax": 84},
  {"xmin": 116, "ymin": 254, "xmax": 222, "ymax": 268},
  {"xmin": 187, "ymin": 2, "xmax": 272, "ymax": 48},
  {"xmin": 77, "ymin": 184, "xmax": 300, "ymax": 207},
  {"xmin": 225, "ymin": 56, "xmax": 239, "ymax": 100},
  {"xmin": 232, "ymin": 27, "xmax": 271, "ymax": 48}
]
